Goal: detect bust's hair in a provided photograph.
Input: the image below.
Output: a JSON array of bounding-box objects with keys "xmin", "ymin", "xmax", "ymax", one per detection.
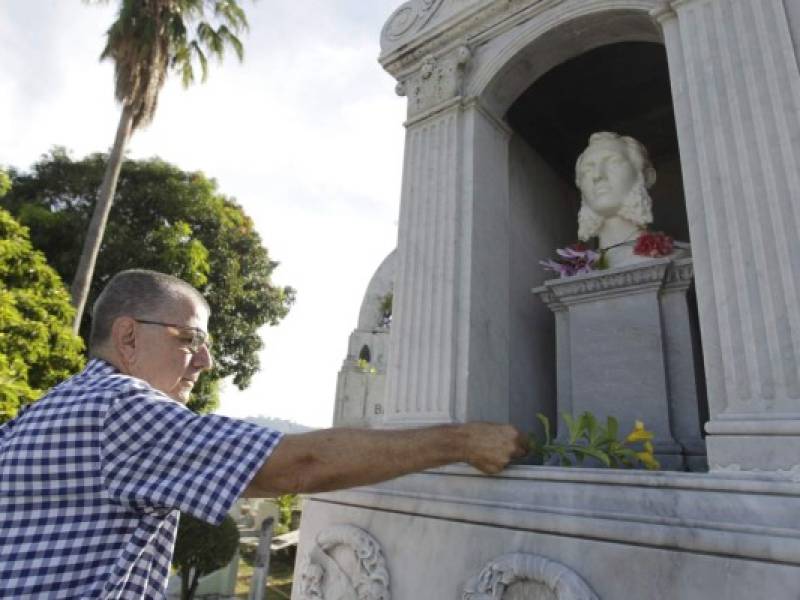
[
  {"xmin": 89, "ymin": 269, "xmax": 209, "ymax": 355},
  {"xmin": 575, "ymin": 132, "xmax": 656, "ymax": 242}
]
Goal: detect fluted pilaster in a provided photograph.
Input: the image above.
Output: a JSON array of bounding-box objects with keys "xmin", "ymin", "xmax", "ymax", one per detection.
[
  {"xmin": 384, "ymin": 98, "xmax": 511, "ymax": 426},
  {"xmin": 654, "ymin": 0, "xmax": 800, "ymax": 470},
  {"xmin": 385, "ymin": 106, "xmax": 463, "ymax": 423}
]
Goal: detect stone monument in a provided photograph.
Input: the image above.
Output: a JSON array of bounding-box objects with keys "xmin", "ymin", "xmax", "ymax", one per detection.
[
  {"xmin": 295, "ymin": 1, "xmax": 800, "ymax": 598},
  {"xmin": 534, "ymin": 131, "xmax": 704, "ymax": 470},
  {"xmin": 575, "ymin": 131, "xmax": 686, "ymax": 267}
]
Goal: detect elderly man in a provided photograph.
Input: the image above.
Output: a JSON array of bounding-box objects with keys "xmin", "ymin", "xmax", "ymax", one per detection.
[{"xmin": 0, "ymin": 269, "xmax": 527, "ymax": 599}]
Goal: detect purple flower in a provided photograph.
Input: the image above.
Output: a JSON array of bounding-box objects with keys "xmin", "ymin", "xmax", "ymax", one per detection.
[{"xmin": 540, "ymin": 244, "xmax": 602, "ymax": 278}]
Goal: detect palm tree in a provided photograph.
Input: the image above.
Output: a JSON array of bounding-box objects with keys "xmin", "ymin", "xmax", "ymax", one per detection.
[{"xmin": 72, "ymin": 0, "xmax": 249, "ymax": 331}]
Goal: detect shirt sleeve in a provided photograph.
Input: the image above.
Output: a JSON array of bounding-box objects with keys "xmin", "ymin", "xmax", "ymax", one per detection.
[{"xmin": 100, "ymin": 389, "xmax": 283, "ymax": 525}]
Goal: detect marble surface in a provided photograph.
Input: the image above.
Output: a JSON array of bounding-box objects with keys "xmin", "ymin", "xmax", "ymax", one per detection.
[
  {"xmin": 294, "ymin": 466, "xmax": 800, "ymax": 599},
  {"xmin": 654, "ymin": 0, "xmax": 800, "ymax": 470}
]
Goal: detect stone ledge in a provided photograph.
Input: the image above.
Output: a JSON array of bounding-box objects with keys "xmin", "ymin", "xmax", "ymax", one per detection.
[{"xmin": 312, "ymin": 465, "xmax": 800, "ymax": 565}]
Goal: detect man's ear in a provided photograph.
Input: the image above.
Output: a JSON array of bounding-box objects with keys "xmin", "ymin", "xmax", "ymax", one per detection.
[{"xmin": 111, "ymin": 316, "xmax": 138, "ymax": 366}]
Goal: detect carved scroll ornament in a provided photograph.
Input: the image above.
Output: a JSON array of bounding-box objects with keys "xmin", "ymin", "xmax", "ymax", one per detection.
[
  {"xmin": 297, "ymin": 525, "xmax": 390, "ymax": 600},
  {"xmin": 463, "ymin": 553, "xmax": 599, "ymax": 600},
  {"xmin": 380, "ymin": 0, "xmax": 446, "ymax": 50}
]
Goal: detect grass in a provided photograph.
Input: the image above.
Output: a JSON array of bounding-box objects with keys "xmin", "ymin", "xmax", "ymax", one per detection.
[{"xmin": 235, "ymin": 551, "xmax": 295, "ymax": 599}]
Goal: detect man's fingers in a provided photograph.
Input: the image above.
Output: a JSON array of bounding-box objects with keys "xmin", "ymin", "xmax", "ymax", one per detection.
[
  {"xmin": 464, "ymin": 423, "xmax": 529, "ymax": 474},
  {"xmin": 513, "ymin": 430, "xmax": 530, "ymax": 457}
]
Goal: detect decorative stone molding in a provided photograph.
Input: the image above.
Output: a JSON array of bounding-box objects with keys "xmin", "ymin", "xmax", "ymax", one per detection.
[
  {"xmin": 463, "ymin": 553, "xmax": 599, "ymax": 600},
  {"xmin": 533, "ymin": 259, "xmax": 671, "ymax": 306},
  {"xmin": 380, "ymin": 0, "xmax": 446, "ymax": 50},
  {"xmin": 297, "ymin": 525, "xmax": 390, "ymax": 600},
  {"xmin": 535, "ymin": 255, "xmax": 694, "ymax": 305},
  {"xmin": 662, "ymin": 257, "xmax": 694, "ymax": 291},
  {"xmin": 396, "ymin": 45, "xmax": 472, "ymax": 117}
]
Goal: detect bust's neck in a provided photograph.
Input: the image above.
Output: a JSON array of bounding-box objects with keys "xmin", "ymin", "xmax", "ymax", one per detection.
[{"xmin": 599, "ymin": 216, "xmax": 643, "ymax": 250}]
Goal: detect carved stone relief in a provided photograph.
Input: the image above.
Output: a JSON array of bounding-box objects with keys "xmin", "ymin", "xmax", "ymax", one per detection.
[
  {"xmin": 297, "ymin": 525, "xmax": 390, "ymax": 600},
  {"xmin": 395, "ymin": 45, "xmax": 472, "ymax": 117},
  {"xmin": 380, "ymin": 0, "xmax": 446, "ymax": 51},
  {"xmin": 462, "ymin": 553, "xmax": 599, "ymax": 600}
]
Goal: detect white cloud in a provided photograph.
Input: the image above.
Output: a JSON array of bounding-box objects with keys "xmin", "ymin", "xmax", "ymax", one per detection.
[{"xmin": 0, "ymin": 0, "xmax": 406, "ymax": 427}]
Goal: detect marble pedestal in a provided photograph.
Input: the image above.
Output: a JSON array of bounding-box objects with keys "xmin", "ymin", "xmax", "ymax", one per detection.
[{"xmin": 534, "ymin": 258, "xmax": 706, "ymax": 471}]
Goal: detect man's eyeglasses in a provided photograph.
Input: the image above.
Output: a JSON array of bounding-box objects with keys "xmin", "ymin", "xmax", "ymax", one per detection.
[{"xmin": 134, "ymin": 319, "xmax": 212, "ymax": 353}]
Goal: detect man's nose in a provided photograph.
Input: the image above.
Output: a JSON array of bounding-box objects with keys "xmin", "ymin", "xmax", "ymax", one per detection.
[{"xmin": 193, "ymin": 343, "xmax": 214, "ymax": 371}]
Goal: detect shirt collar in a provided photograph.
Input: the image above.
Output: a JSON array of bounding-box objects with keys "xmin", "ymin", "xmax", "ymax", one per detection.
[{"xmin": 84, "ymin": 357, "xmax": 121, "ymax": 378}]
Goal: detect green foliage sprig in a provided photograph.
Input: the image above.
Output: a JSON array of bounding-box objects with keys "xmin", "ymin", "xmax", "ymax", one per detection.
[
  {"xmin": 530, "ymin": 412, "xmax": 660, "ymax": 470},
  {"xmin": 276, "ymin": 493, "xmax": 297, "ymax": 535}
]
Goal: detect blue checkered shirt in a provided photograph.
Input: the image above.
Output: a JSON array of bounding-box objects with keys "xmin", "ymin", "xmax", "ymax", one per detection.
[{"xmin": 0, "ymin": 359, "xmax": 283, "ymax": 599}]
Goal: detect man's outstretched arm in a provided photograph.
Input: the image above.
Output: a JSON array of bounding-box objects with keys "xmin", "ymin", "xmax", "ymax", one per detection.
[{"xmin": 244, "ymin": 423, "xmax": 528, "ymax": 497}]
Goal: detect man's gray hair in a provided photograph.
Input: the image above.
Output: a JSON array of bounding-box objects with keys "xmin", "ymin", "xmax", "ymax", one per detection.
[{"xmin": 89, "ymin": 269, "xmax": 209, "ymax": 355}]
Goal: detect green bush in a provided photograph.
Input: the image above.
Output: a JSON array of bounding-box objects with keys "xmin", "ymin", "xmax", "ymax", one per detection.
[
  {"xmin": 0, "ymin": 207, "xmax": 84, "ymax": 423},
  {"xmin": 172, "ymin": 513, "xmax": 240, "ymax": 600}
]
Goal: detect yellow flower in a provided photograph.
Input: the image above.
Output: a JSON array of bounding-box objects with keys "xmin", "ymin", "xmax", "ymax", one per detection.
[
  {"xmin": 625, "ymin": 420, "xmax": 654, "ymax": 443},
  {"xmin": 635, "ymin": 450, "xmax": 660, "ymax": 470}
]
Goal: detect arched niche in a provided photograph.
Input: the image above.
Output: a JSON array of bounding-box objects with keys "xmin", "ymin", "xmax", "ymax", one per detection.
[
  {"xmin": 462, "ymin": 3, "xmax": 706, "ymax": 450},
  {"xmin": 472, "ymin": 5, "xmax": 663, "ymax": 118}
]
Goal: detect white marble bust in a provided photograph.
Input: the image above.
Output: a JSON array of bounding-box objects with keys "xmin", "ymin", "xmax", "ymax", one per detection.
[{"xmin": 575, "ymin": 131, "xmax": 658, "ymax": 267}]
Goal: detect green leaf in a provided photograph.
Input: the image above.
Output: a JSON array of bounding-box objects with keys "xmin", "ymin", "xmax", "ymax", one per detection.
[
  {"xmin": 562, "ymin": 412, "xmax": 581, "ymax": 444},
  {"xmin": 536, "ymin": 413, "xmax": 551, "ymax": 446},
  {"xmin": 606, "ymin": 416, "xmax": 619, "ymax": 441},
  {"xmin": 573, "ymin": 445, "xmax": 612, "ymax": 467}
]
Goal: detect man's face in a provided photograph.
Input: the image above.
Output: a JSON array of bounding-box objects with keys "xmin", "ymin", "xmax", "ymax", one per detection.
[
  {"xmin": 577, "ymin": 140, "xmax": 640, "ymax": 217},
  {"xmin": 128, "ymin": 294, "xmax": 213, "ymax": 403}
]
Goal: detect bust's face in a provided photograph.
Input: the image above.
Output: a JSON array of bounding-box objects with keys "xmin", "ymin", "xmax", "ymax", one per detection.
[{"xmin": 577, "ymin": 139, "xmax": 639, "ymax": 218}]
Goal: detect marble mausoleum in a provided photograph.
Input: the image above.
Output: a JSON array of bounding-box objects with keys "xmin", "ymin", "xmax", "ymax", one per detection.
[{"xmin": 294, "ymin": 1, "xmax": 800, "ymax": 598}]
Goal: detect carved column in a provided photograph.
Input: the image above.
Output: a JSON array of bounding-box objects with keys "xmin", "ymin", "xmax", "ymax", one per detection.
[
  {"xmin": 383, "ymin": 46, "xmax": 512, "ymax": 426},
  {"xmin": 653, "ymin": 0, "xmax": 800, "ymax": 470}
]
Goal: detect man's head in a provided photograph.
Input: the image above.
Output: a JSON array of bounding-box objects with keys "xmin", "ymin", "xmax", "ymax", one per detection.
[
  {"xmin": 90, "ymin": 269, "xmax": 213, "ymax": 403},
  {"xmin": 575, "ymin": 132, "xmax": 656, "ymax": 241}
]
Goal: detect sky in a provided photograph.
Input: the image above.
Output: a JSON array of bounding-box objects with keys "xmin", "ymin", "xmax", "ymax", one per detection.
[{"xmin": 0, "ymin": 1, "xmax": 407, "ymax": 428}]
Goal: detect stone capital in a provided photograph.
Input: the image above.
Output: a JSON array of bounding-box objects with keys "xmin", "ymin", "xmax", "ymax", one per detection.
[{"xmin": 396, "ymin": 45, "xmax": 473, "ymax": 118}]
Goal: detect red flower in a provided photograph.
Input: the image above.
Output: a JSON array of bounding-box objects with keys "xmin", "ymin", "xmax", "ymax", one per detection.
[{"xmin": 633, "ymin": 231, "xmax": 674, "ymax": 258}]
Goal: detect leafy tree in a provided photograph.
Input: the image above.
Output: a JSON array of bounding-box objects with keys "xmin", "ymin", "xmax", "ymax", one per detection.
[
  {"xmin": 72, "ymin": 0, "xmax": 252, "ymax": 331},
  {"xmin": 172, "ymin": 513, "xmax": 240, "ymax": 600},
  {"xmin": 3, "ymin": 150, "xmax": 294, "ymax": 413},
  {"xmin": 0, "ymin": 169, "xmax": 10, "ymax": 197},
  {"xmin": 0, "ymin": 201, "xmax": 85, "ymax": 424}
]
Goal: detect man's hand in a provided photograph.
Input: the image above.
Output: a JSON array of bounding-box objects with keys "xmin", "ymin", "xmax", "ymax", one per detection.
[
  {"xmin": 460, "ymin": 423, "xmax": 530, "ymax": 474},
  {"xmin": 245, "ymin": 422, "xmax": 530, "ymax": 497}
]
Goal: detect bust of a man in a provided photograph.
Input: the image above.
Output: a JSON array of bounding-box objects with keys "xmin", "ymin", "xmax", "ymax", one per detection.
[{"xmin": 575, "ymin": 131, "xmax": 657, "ymax": 267}]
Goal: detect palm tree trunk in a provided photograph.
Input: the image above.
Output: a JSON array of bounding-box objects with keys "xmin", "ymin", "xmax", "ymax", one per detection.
[{"xmin": 70, "ymin": 102, "xmax": 135, "ymax": 332}]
